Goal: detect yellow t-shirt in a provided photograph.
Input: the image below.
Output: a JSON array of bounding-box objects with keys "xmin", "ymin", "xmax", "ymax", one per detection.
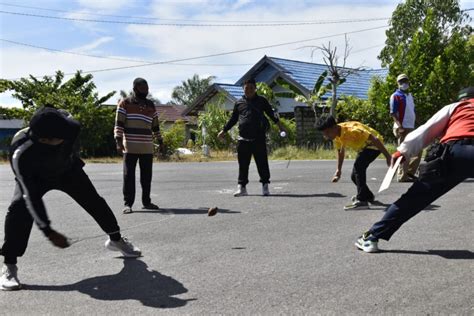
[{"xmin": 334, "ymin": 121, "xmax": 383, "ymax": 151}]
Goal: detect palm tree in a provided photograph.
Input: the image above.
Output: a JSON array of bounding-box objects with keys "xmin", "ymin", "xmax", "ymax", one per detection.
[{"xmin": 171, "ymin": 74, "xmax": 216, "ymax": 107}]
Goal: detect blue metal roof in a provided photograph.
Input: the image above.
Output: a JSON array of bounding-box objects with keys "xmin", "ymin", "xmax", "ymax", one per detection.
[
  {"xmin": 216, "ymin": 83, "xmax": 243, "ymax": 100},
  {"xmin": 268, "ymin": 57, "xmax": 387, "ymax": 100}
]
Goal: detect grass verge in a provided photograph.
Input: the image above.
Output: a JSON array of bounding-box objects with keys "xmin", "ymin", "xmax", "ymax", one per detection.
[{"xmin": 0, "ymin": 144, "xmax": 400, "ymax": 164}]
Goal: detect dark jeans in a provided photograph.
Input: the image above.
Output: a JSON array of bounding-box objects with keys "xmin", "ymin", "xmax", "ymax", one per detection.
[
  {"xmin": 1, "ymin": 168, "xmax": 121, "ymax": 264},
  {"xmin": 369, "ymin": 142, "xmax": 474, "ymax": 241},
  {"xmin": 237, "ymin": 139, "xmax": 270, "ymax": 186},
  {"xmin": 123, "ymin": 153, "xmax": 153, "ymax": 207},
  {"xmin": 351, "ymin": 148, "xmax": 380, "ymax": 202}
]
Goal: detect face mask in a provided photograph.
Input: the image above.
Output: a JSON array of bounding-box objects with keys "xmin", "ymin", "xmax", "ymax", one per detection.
[{"xmin": 399, "ymin": 83, "xmax": 409, "ymax": 91}]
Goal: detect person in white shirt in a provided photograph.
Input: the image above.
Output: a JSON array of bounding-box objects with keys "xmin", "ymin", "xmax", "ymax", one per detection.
[{"xmin": 389, "ymin": 74, "xmax": 421, "ymax": 182}]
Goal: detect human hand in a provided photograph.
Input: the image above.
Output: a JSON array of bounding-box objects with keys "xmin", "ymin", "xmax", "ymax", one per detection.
[
  {"xmin": 47, "ymin": 230, "xmax": 70, "ymax": 249},
  {"xmin": 391, "ymin": 151, "xmax": 406, "ymax": 167},
  {"xmin": 115, "ymin": 138, "xmax": 124, "ymax": 155},
  {"xmin": 217, "ymin": 131, "xmax": 226, "ymax": 140},
  {"xmin": 332, "ymin": 170, "xmax": 341, "ymax": 182}
]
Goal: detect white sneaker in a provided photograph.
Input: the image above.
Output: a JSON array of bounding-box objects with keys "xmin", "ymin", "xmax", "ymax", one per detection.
[
  {"xmin": 355, "ymin": 232, "xmax": 379, "ymax": 253},
  {"xmin": 233, "ymin": 185, "xmax": 248, "ymax": 197},
  {"xmin": 0, "ymin": 264, "xmax": 21, "ymax": 291},
  {"xmin": 105, "ymin": 237, "xmax": 142, "ymax": 257},
  {"xmin": 262, "ymin": 183, "xmax": 270, "ymax": 196}
]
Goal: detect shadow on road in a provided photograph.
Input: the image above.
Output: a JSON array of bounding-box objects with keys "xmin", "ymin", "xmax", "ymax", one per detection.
[
  {"xmin": 25, "ymin": 259, "xmax": 195, "ymax": 308},
  {"xmin": 248, "ymin": 192, "xmax": 346, "ymax": 198},
  {"xmin": 132, "ymin": 208, "xmax": 239, "ymax": 215},
  {"xmin": 381, "ymin": 249, "xmax": 474, "ymax": 259},
  {"xmin": 371, "ymin": 203, "xmax": 441, "ymax": 212}
]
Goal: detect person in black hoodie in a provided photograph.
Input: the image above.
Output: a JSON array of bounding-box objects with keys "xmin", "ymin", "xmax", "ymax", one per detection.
[
  {"xmin": 0, "ymin": 107, "xmax": 141, "ymax": 291},
  {"xmin": 218, "ymin": 78, "xmax": 286, "ymax": 197}
]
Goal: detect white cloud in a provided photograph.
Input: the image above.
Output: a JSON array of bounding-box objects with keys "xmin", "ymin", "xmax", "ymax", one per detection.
[
  {"xmin": 72, "ymin": 37, "xmax": 115, "ymax": 52},
  {"xmin": 1, "ymin": 1, "xmax": 398, "ymax": 107},
  {"xmin": 232, "ymin": 0, "xmax": 253, "ymax": 10},
  {"xmin": 76, "ymin": 0, "xmax": 130, "ymax": 12}
]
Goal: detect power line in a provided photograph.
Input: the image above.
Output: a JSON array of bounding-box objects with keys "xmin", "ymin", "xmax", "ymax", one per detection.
[
  {"xmin": 0, "ymin": 2, "xmax": 390, "ymax": 24},
  {"xmin": 0, "ymin": 38, "xmax": 253, "ymax": 66},
  {"xmin": 3, "ymin": 25, "xmax": 388, "ymax": 80},
  {"xmin": 0, "ymin": 9, "xmax": 389, "ymax": 27},
  {"xmin": 351, "ymin": 44, "xmax": 385, "ymax": 54}
]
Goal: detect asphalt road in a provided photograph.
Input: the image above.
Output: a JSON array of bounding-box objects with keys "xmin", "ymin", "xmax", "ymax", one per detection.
[{"xmin": 0, "ymin": 160, "xmax": 472, "ymax": 315}]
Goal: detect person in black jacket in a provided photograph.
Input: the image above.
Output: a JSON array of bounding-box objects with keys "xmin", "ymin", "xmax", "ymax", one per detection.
[
  {"xmin": 0, "ymin": 107, "xmax": 141, "ymax": 291},
  {"xmin": 218, "ymin": 78, "xmax": 286, "ymax": 196}
]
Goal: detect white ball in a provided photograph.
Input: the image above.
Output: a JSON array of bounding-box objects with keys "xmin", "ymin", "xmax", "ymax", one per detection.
[{"xmin": 280, "ymin": 131, "xmax": 287, "ymax": 138}]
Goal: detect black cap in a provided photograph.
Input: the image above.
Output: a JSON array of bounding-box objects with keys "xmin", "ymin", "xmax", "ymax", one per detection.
[
  {"xmin": 316, "ymin": 115, "xmax": 337, "ymax": 131},
  {"xmin": 457, "ymin": 87, "xmax": 474, "ymax": 101},
  {"xmin": 29, "ymin": 107, "xmax": 80, "ymax": 140}
]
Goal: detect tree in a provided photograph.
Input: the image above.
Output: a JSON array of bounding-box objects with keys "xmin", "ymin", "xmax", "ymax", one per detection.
[
  {"xmin": 310, "ymin": 36, "xmax": 362, "ymax": 116},
  {"xmin": 0, "ymin": 71, "xmax": 117, "ymax": 156},
  {"xmin": 118, "ymin": 90, "xmax": 161, "ymax": 105},
  {"xmin": 195, "ymin": 94, "xmax": 233, "ymax": 150},
  {"xmin": 171, "ymin": 74, "xmax": 215, "ymax": 107},
  {"xmin": 373, "ymin": 0, "xmax": 473, "ymax": 124}
]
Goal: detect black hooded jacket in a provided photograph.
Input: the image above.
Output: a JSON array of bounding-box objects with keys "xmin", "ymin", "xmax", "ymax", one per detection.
[{"xmin": 9, "ymin": 107, "xmax": 82, "ymax": 233}]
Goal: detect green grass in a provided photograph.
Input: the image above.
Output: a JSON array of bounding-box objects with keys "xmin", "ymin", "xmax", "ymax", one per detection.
[
  {"xmin": 269, "ymin": 144, "xmax": 398, "ymax": 160},
  {"xmin": 0, "ymin": 144, "xmax": 399, "ymax": 164}
]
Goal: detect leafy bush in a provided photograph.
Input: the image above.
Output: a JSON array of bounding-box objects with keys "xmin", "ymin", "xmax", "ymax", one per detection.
[
  {"xmin": 267, "ymin": 117, "xmax": 296, "ymax": 149},
  {"xmin": 161, "ymin": 120, "xmax": 186, "ymax": 156},
  {"xmin": 195, "ymin": 101, "xmax": 234, "ymax": 150}
]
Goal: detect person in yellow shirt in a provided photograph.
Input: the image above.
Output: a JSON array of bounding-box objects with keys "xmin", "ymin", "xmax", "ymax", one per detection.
[{"xmin": 316, "ymin": 116, "xmax": 391, "ymax": 210}]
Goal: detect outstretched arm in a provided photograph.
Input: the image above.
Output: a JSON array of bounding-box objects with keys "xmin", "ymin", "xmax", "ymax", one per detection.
[{"xmin": 333, "ymin": 147, "xmax": 345, "ymax": 182}]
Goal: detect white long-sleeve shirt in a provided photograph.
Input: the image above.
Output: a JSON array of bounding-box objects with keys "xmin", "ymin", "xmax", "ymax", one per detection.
[{"xmin": 398, "ymin": 101, "xmax": 463, "ymax": 159}]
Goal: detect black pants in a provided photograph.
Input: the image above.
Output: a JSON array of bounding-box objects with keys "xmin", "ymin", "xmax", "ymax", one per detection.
[
  {"xmin": 351, "ymin": 148, "xmax": 380, "ymax": 202},
  {"xmin": 369, "ymin": 142, "xmax": 474, "ymax": 240},
  {"xmin": 123, "ymin": 153, "xmax": 153, "ymax": 207},
  {"xmin": 1, "ymin": 167, "xmax": 121, "ymax": 264},
  {"xmin": 237, "ymin": 139, "xmax": 270, "ymax": 186}
]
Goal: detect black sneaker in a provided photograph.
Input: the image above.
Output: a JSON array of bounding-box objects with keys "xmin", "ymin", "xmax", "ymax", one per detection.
[
  {"xmin": 142, "ymin": 203, "xmax": 159, "ymax": 210},
  {"xmin": 355, "ymin": 232, "xmax": 379, "ymax": 253}
]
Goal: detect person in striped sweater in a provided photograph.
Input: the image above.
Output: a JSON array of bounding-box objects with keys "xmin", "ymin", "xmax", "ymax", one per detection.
[{"xmin": 114, "ymin": 78, "xmax": 162, "ymax": 214}]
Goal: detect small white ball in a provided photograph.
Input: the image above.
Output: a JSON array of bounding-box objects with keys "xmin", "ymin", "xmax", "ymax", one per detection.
[{"xmin": 280, "ymin": 131, "xmax": 287, "ymax": 138}]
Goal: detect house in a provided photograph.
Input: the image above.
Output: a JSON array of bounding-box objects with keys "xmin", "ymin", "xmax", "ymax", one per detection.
[
  {"xmin": 0, "ymin": 118, "xmax": 24, "ymax": 151},
  {"xmin": 183, "ymin": 55, "xmax": 387, "ymax": 117},
  {"xmin": 155, "ymin": 103, "xmax": 197, "ymax": 143}
]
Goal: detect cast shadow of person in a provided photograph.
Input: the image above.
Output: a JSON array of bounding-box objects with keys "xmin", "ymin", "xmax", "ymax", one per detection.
[
  {"xmin": 132, "ymin": 208, "xmax": 239, "ymax": 215},
  {"xmin": 380, "ymin": 249, "xmax": 474, "ymax": 259},
  {"xmin": 249, "ymin": 192, "xmax": 346, "ymax": 198},
  {"xmin": 26, "ymin": 259, "xmax": 194, "ymax": 309}
]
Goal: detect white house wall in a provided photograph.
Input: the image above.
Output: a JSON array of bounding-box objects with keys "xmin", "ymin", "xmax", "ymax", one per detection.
[{"xmin": 204, "ymin": 93, "xmax": 235, "ymax": 112}]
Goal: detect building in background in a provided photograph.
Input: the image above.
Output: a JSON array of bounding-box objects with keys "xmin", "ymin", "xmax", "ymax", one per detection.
[
  {"xmin": 0, "ymin": 117, "xmax": 24, "ymax": 151},
  {"xmin": 184, "ymin": 55, "xmax": 387, "ymax": 117},
  {"xmin": 183, "ymin": 55, "xmax": 387, "ymax": 146}
]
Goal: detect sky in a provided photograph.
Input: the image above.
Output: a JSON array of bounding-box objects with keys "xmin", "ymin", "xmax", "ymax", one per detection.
[{"xmin": 1, "ymin": 0, "xmax": 473, "ymax": 107}]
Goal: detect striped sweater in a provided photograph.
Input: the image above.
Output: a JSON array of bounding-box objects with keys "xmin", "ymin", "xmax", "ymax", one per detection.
[{"xmin": 114, "ymin": 96, "xmax": 161, "ymax": 154}]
